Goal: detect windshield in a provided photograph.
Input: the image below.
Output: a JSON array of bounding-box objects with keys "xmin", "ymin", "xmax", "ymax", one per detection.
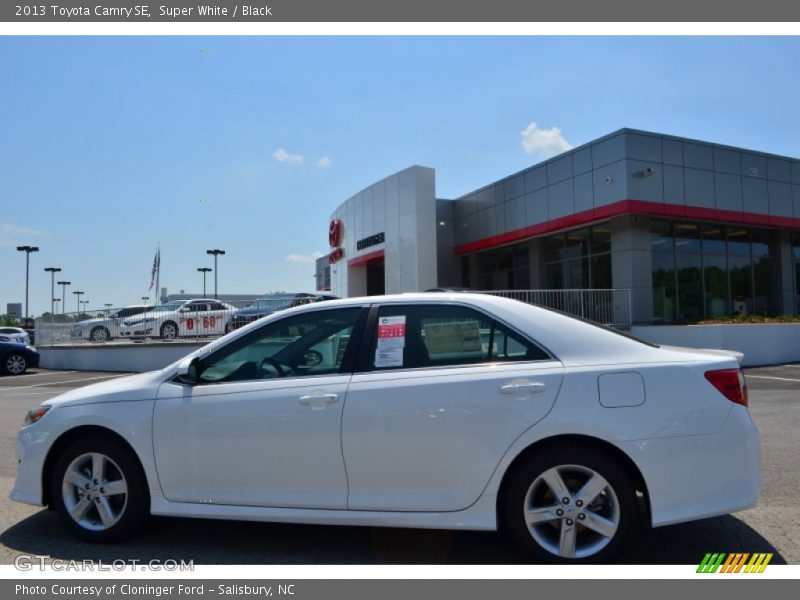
[{"xmin": 157, "ymin": 301, "xmax": 186, "ymax": 310}]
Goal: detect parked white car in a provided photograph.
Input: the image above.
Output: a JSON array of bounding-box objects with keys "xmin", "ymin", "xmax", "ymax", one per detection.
[
  {"xmin": 0, "ymin": 327, "xmax": 30, "ymax": 345},
  {"xmin": 118, "ymin": 299, "xmax": 235, "ymax": 340},
  {"xmin": 72, "ymin": 306, "xmax": 150, "ymax": 342},
  {"xmin": 11, "ymin": 293, "xmax": 760, "ymax": 562}
]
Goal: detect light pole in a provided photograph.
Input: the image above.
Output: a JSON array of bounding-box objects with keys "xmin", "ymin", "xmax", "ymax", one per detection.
[
  {"xmin": 104, "ymin": 303, "xmax": 113, "ymax": 316},
  {"xmin": 73, "ymin": 290, "xmax": 84, "ymax": 315},
  {"xmin": 44, "ymin": 267, "xmax": 61, "ymax": 326},
  {"xmin": 53, "ymin": 298, "xmax": 60, "ymax": 315},
  {"xmin": 141, "ymin": 296, "xmax": 149, "ymax": 307},
  {"xmin": 206, "ymin": 249, "xmax": 225, "ymax": 299},
  {"xmin": 57, "ymin": 280, "xmax": 71, "ymax": 315},
  {"xmin": 16, "ymin": 245, "xmax": 39, "ymax": 324},
  {"xmin": 197, "ymin": 267, "xmax": 212, "ymax": 298},
  {"xmin": 80, "ymin": 300, "xmax": 89, "ymax": 315}
]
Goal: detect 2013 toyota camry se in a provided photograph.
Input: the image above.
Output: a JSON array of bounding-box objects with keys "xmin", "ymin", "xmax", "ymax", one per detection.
[{"xmin": 11, "ymin": 293, "xmax": 760, "ymax": 562}]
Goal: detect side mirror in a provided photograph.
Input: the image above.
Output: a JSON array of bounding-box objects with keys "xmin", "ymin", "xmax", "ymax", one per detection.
[{"xmin": 176, "ymin": 356, "xmax": 200, "ymax": 384}]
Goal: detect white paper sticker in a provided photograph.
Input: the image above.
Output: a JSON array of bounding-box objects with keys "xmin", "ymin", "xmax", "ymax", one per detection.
[{"xmin": 375, "ymin": 347, "xmax": 404, "ymax": 368}]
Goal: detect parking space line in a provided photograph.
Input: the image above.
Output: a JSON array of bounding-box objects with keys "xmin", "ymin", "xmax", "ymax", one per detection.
[
  {"xmin": 745, "ymin": 374, "xmax": 800, "ymax": 383},
  {"xmin": 0, "ymin": 373, "xmax": 129, "ymax": 390}
]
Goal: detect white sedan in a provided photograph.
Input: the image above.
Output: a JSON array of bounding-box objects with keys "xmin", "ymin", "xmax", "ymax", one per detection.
[
  {"xmin": 72, "ymin": 306, "xmax": 150, "ymax": 342},
  {"xmin": 10, "ymin": 293, "xmax": 760, "ymax": 562},
  {"xmin": 118, "ymin": 299, "xmax": 235, "ymax": 340},
  {"xmin": 0, "ymin": 327, "xmax": 30, "ymax": 345}
]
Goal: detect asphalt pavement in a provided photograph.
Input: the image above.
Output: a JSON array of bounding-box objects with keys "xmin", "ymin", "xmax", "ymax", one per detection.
[{"xmin": 0, "ymin": 366, "xmax": 797, "ymax": 565}]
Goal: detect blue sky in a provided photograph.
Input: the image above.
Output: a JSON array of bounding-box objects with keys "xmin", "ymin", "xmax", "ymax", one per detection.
[{"xmin": 1, "ymin": 36, "xmax": 798, "ymax": 316}]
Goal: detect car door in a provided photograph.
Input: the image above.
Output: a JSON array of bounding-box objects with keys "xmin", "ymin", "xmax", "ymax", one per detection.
[
  {"xmin": 206, "ymin": 301, "xmax": 231, "ymax": 335},
  {"xmin": 342, "ymin": 302, "xmax": 564, "ymax": 512},
  {"xmin": 153, "ymin": 306, "xmax": 366, "ymax": 508}
]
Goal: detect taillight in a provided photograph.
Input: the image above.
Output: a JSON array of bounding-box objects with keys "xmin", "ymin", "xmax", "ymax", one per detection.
[{"xmin": 705, "ymin": 369, "xmax": 748, "ymax": 407}]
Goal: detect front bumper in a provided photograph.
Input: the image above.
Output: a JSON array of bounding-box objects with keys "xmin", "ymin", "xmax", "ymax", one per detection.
[
  {"xmin": 10, "ymin": 421, "xmax": 51, "ymax": 507},
  {"xmin": 620, "ymin": 405, "xmax": 761, "ymax": 528}
]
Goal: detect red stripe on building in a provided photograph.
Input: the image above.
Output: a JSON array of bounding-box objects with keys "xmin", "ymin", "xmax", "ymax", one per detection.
[
  {"xmin": 347, "ymin": 249, "xmax": 385, "ymax": 267},
  {"xmin": 454, "ymin": 199, "xmax": 800, "ymax": 255}
]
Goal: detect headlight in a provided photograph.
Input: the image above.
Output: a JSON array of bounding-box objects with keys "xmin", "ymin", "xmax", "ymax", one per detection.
[{"xmin": 24, "ymin": 406, "xmax": 50, "ymax": 426}]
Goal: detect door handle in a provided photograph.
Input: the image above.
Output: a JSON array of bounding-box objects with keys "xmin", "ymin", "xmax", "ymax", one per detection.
[
  {"xmin": 500, "ymin": 381, "xmax": 546, "ymax": 395},
  {"xmin": 298, "ymin": 392, "xmax": 339, "ymax": 407}
]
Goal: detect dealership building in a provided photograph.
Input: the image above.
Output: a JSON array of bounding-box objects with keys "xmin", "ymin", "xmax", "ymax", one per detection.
[{"xmin": 317, "ymin": 128, "xmax": 800, "ymax": 324}]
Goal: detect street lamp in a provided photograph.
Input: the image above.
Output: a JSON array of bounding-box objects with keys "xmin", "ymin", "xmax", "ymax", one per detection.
[
  {"xmin": 80, "ymin": 300, "xmax": 89, "ymax": 314},
  {"xmin": 104, "ymin": 303, "xmax": 113, "ymax": 316},
  {"xmin": 206, "ymin": 249, "xmax": 225, "ymax": 299},
  {"xmin": 57, "ymin": 280, "xmax": 71, "ymax": 315},
  {"xmin": 141, "ymin": 296, "xmax": 149, "ymax": 307},
  {"xmin": 73, "ymin": 290, "xmax": 84, "ymax": 315},
  {"xmin": 16, "ymin": 245, "xmax": 39, "ymax": 324},
  {"xmin": 44, "ymin": 267, "xmax": 61, "ymax": 325},
  {"xmin": 197, "ymin": 267, "xmax": 212, "ymax": 298}
]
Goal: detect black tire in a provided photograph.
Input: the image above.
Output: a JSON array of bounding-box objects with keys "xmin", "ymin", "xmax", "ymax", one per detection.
[
  {"xmin": 90, "ymin": 326, "xmax": 111, "ymax": 343},
  {"xmin": 3, "ymin": 353, "xmax": 27, "ymax": 375},
  {"xmin": 51, "ymin": 436, "xmax": 149, "ymax": 543},
  {"xmin": 160, "ymin": 321, "xmax": 178, "ymax": 340},
  {"xmin": 500, "ymin": 444, "xmax": 639, "ymax": 564},
  {"xmin": 224, "ymin": 322, "xmax": 232, "ymax": 334}
]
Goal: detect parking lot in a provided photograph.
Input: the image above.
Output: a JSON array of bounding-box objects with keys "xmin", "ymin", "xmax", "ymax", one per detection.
[{"xmin": 0, "ymin": 366, "xmax": 797, "ymax": 565}]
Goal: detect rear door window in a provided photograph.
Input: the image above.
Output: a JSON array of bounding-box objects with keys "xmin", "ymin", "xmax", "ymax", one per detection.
[{"xmin": 367, "ymin": 304, "xmax": 549, "ymax": 371}]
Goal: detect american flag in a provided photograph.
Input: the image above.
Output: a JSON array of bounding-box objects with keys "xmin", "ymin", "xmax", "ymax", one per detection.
[{"xmin": 148, "ymin": 248, "xmax": 160, "ymax": 291}]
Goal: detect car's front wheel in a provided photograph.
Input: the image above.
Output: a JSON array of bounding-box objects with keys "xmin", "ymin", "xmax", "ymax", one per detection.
[
  {"xmin": 501, "ymin": 444, "xmax": 639, "ymax": 563},
  {"xmin": 51, "ymin": 437, "xmax": 149, "ymax": 542},
  {"xmin": 90, "ymin": 326, "xmax": 111, "ymax": 343},
  {"xmin": 3, "ymin": 353, "xmax": 27, "ymax": 375}
]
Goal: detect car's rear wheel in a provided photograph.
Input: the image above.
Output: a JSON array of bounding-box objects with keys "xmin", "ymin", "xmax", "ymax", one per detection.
[
  {"xmin": 501, "ymin": 445, "xmax": 638, "ymax": 563},
  {"xmin": 52, "ymin": 437, "xmax": 148, "ymax": 542},
  {"xmin": 90, "ymin": 326, "xmax": 111, "ymax": 343},
  {"xmin": 4, "ymin": 353, "xmax": 27, "ymax": 375},
  {"xmin": 160, "ymin": 321, "xmax": 178, "ymax": 340}
]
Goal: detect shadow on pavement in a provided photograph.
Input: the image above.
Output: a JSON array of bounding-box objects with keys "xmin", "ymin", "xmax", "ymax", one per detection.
[{"xmin": 0, "ymin": 510, "xmax": 787, "ymax": 565}]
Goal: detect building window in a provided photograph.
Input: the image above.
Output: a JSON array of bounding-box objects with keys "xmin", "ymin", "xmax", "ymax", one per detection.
[
  {"xmin": 475, "ymin": 243, "xmax": 530, "ymax": 290},
  {"xmin": 541, "ymin": 224, "xmax": 612, "ymax": 290},
  {"xmin": 650, "ymin": 220, "xmax": 778, "ymax": 322}
]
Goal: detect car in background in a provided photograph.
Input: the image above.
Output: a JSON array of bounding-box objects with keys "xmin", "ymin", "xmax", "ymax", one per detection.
[
  {"xmin": 119, "ymin": 299, "xmax": 236, "ymax": 340},
  {"xmin": 0, "ymin": 327, "xmax": 31, "ymax": 345},
  {"xmin": 1, "ymin": 341, "xmax": 39, "ymax": 375},
  {"xmin": 72, "ymin": 306, "xmax": 150, "ymax": 343},
  {"xmin": 11, "ymin": 293, "xmax": 760, "ymax": 562},
  {"xmin": 226, "ymin": 293, "xmax": 338, "ymax": 332}
]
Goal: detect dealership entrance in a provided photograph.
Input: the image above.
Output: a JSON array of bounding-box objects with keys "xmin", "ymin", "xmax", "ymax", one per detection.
[{"xmin": 367, "ymin": 260, "xmax": 385, "ymax": 296}]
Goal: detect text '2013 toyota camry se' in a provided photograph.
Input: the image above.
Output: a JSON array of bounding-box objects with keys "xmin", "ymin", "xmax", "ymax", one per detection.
[{"xmin": 11, "ymin": 293, "xmax": 760, "ymax": 562}]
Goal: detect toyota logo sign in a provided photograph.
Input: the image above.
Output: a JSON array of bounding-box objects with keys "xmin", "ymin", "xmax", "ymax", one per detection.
[{"xmin": 329, "ymin": 219, "xmax": 343, "ymax": 248}]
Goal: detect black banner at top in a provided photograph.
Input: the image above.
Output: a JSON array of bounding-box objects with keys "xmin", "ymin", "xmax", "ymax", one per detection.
[{"xmin": 3, "ymin": 0, "xmax": 800, "ymax": 22}]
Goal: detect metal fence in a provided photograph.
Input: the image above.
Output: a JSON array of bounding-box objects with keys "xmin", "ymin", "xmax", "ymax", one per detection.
[
  {"xmin": 481, "ymin": 289, "xmax": 632, "ymax": 327},
  {"xmin": 33, "ymin": 288, "xmax": 632, "ymax": 346}
]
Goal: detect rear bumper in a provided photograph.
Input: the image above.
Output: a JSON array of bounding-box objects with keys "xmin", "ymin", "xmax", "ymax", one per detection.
[{"xmin": 619, "ymin": 405, "xmax": 761, "ymax": 528}]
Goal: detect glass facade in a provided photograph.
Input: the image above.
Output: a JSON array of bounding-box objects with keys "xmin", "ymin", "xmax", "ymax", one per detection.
[
  {"xmin": 793, "ymin": 234, "xmax": 800, "ymax": 313},
  {"xmin": 542, "ymin": 225, "xmax": 612, "ymax": 290},
  {"xmin": 475, "ymin": 243, "xmax": 530, "ymax": 290},
  {"xmin": 651, "ymin": 220, "xmax": 778, "ymax": 322}
]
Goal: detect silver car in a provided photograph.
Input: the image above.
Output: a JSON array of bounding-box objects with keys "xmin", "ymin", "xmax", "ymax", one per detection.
[{"xmin": 72, "ymin": 306, "xmax": 150, "ymax": 343}]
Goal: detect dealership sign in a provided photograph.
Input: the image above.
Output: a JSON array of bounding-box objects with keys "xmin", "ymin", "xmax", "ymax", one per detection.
[
  {"xmin": 329, "ymin": 219, "xmax": 344, "ymax": 264},
  {"xmin": 356, "ymin": 232, "xmax": 385, "ymax": 251}
]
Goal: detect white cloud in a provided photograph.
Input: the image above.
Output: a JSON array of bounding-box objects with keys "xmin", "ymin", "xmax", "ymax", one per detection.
[
  {"xmin": 272, "ymin": 148, "xmax": 304, "ymax": 164},
  {"xmin": 520, "ymin": 121, "xmax": 573, "ymax": 158},
  {"xmin": 317, "ymin": 156, "xmax": 332, "ymax": 168},
  {"xmin": 0, "ymin": 223, "xmax": 48, "ymax": 247},
  {"xmin": 286, "ymin": 251, "xmax": 324, "ymax": 264}
]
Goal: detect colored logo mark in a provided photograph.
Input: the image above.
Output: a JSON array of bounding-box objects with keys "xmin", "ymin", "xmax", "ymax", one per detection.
[{"xmin": 697, "ymin": 552, "xmax": 773, "ymax": 573}]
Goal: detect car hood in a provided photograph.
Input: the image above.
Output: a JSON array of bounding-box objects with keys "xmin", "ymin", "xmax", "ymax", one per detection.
[
  {"xmin": 41, "ymin": 369, "xmax": 166, "ymax": 408},
  {"xmin": 75, "ymin": 317, "xmax": 108, "ymax": 327}
]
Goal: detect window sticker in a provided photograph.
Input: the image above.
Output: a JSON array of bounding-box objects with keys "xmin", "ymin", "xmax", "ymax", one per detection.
[
  {"xmin": 375, "ymin": 347, "xmax": 404, "ymax": 368},
  {"xmin": 376, "ymin": 315, "xmax": 406, "ymax": 350}
]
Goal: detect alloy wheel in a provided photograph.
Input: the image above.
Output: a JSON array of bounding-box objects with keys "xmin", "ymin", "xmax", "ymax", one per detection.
[
  {"xmin": 61, "ymin": 452, "xmax": 128, "ymax": 531},
  {"xmin": 523, "ymin": 464, "xmax": 620, "ymax": 559}
]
